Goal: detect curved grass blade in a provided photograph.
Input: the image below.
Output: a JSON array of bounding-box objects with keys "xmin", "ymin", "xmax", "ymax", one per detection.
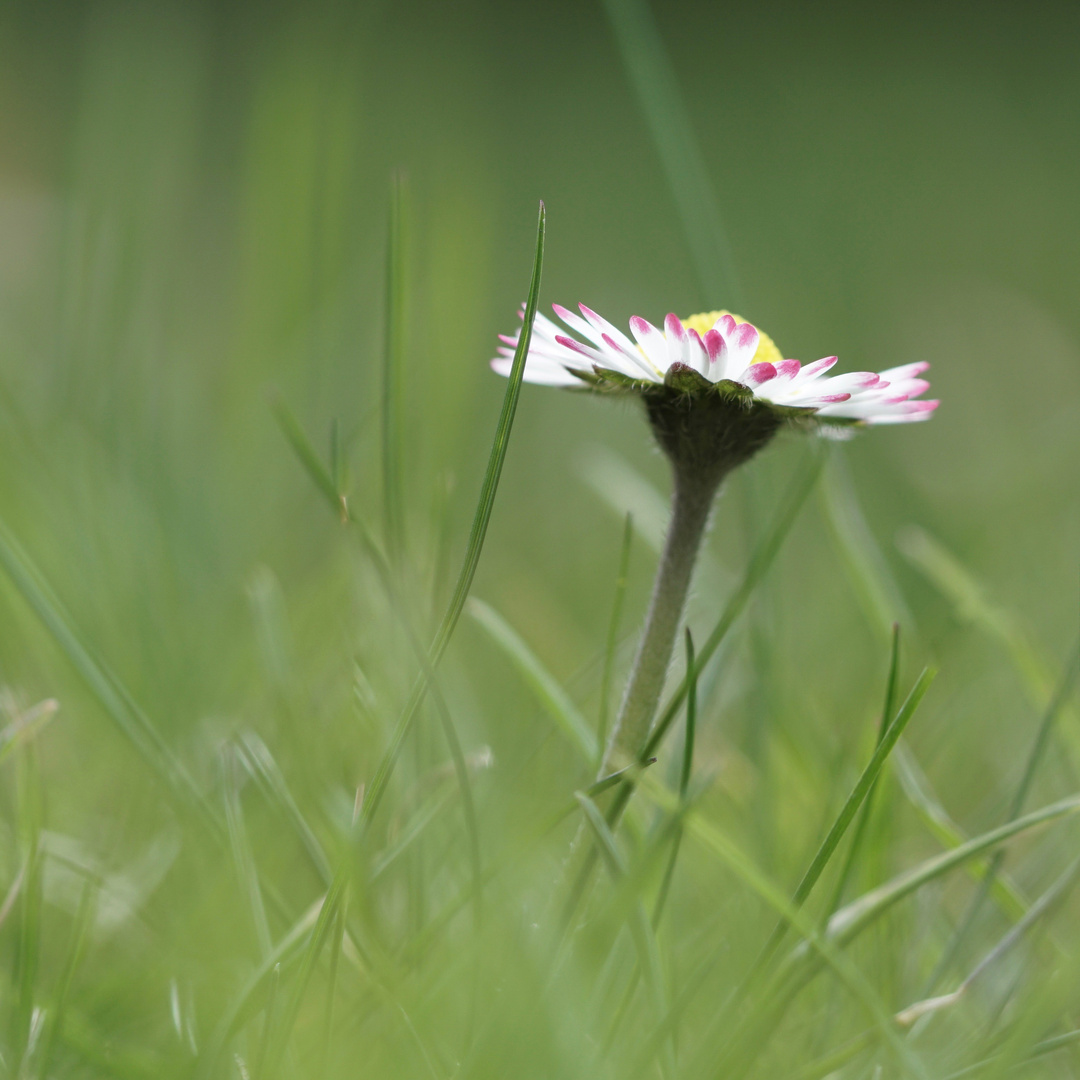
[
  {"xmin": 893, "ymin": 741, "xmax": 1028, "ymax": 920},
  {"xmin": 468, "ymin": 597, "xmax": 598, "ymax": 764},
  {"xmin": 236, "ymin": 732, "xmax": 333, "ymax": 885},
  {"xmin": 360, "ymin": 199, "xmax": 545, "ymax": 829},
  {"xmin": 827, "ymin": 793, "xmax": 1080, "ymax": 949},
  {"xmin": 921, "ymin": 642, "xmax": 1079, "ymax": 994},
  {"xmin": 262, "ymin": 203, "xmax": 546, "ymax": 1062},
  {"xmin": 0, "ymin": 519, "xmax": 220, "ymax": 839},
  {"xmin": 754, "ymin": 667, "xmax": 935, "ymax": 962},
  {"xmin": 826, "ymin": 623, "xmax": 903, "ymax": 915},
  {"xmin": 600, "ymin": 0, "xmax": 740, "ymax": 308},
  {"xmin": 635, "ymin": 774, "xmax": 929, "ymax": 1080}
]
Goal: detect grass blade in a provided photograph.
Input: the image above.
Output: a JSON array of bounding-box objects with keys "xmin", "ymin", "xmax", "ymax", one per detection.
[
  {"xmin": 651, "ymin": 629, "xmax": 698, "ymax": 927},
  {"xmin": 598, "ymin": 513, "xmax": 634, "ymax": 761},
  {"xmin": 921, "ymin": 642, "xmax": 1079, "ymax": 993},
  {"xmin": 236, "ymin": 732, "xmax": 333, "ymax": 885},
  {"xmin": 827, "ymin": 793, "xmax": 1080, "ymax": 949},
  {"xmin": 893, "ymin": 741, "xmax": 1028, "ymax": 920},
  {"xmin": 826, "ymin": 623, "xmax": 903, "ymax": 914},
  {"xmin": 756, "ymin": 667, "xmax": 935, "ymax": 964},
  {"xmin": 270, "ymin": 392, "xmax": 348, "ymax": 522},
  {"xmin": 382, "ymin": 169, "xmax": 408, "ymax": 563},
  {"xmin": 635, "ymin": 774, "xmax": 929, "ymax": 1080},
  {"xmin": 360, "ymin": 200, "xmax": 545, "ymax": 830},
  {"xmin": 600, "ymin": 0, "xmax": 740, "ymax": 308},
  {"xmin": 0, "ymin": 519, "xmax": 220, "ymax": 839},
  {"xmin": 468, "ymin": 597, "xmax": 598, "ymax": 765},
  {"xmin": 262, "ymin": 203, "xmax": 546, "ymax": 1061}
]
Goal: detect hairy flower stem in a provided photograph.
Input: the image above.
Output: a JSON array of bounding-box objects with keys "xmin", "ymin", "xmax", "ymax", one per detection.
[{"xmin": 601, "ymin": 464, "xmax": 720, "ymax": 773}]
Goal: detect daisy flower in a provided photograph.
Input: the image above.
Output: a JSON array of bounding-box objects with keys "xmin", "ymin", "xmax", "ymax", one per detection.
[
  {"xmin": 491, "ymin": 299, "xmax": 937, "ymax": 769},
  {"xmin": 492, "ymin": 306, "xmax": 937, "ymax": 427}
]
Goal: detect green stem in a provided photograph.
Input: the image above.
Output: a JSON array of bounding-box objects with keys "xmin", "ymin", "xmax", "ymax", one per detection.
[{"xmin": 602, "ymin": 466, "xmax": 719, "ymax": 770}]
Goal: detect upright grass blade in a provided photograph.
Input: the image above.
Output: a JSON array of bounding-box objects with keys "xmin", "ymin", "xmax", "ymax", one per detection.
[
  {"xmin": 634, "ymin": 774, "xmax": 929, "ymax": 1080},
  {"xmin": 826, "ymin": 623, "xmax": 903, "ymax": 915},
  {"xmin": 270, "ymin": 401, "xmax": 484, "ymax": 907},
  {"xmin": 921, "ymin": 643, "xmax": 1079, "ymax": 994},
  {"xmin": 0, "ymin": 519, "xmax": 221, "ymax": 840},
  {"xmin": 468, "ymin": 597, "xmax": 598, "ymax": 764},
  {"xmin": 262, "ymin": 203, "xmax": 546, "ymax": 1063},
  {"xmin": 755, "ymin": 667, "xmax": 935, "ymax": 967},
  {"xmin": 678, "ymin": 628, "xmax": 697, "ymax": 799},
  {"xmin": 382, "ymin": 170, "xmax": 408, "ymax": 563},
  {"xmin": 599, "ymin": 0, "xmax": 741, "ymax": 309},
  {"xmin": 598, "ymin": 513, "xmax": 634, "ymax": 761},
  {"xmin": 361, "ymin": 199, "xmax": 545, "ymax": 829}
]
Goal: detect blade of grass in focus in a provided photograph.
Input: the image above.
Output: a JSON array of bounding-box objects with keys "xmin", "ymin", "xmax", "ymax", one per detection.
[
  {"xmin": 754, "ymin": 667, "xmax": 935, "ymax": 968},
  {"xmin": 262, "ymin": 204, "xmax": 546, "ymax": 1064},
  {"xmin": 600, "ymin": 0, "xmax": 741, "ymax": 309},
  {"xmin": 826, "ymin": 623, "xmax": 903, "ymax": 915},
  {"xmin": 635, "ymin": 773, "xmax": 930, "ymax": 1080}
]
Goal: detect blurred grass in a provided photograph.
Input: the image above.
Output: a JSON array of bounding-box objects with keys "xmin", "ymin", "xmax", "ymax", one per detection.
[{"xmin": 0, "ymin": 0, "xmax": 1078, "ymax": 1077}]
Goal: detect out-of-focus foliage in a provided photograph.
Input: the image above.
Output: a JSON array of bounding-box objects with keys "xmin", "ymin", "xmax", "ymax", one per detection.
[{"xmin": 0, "ymin": 1, "xmax": 1077, "ymax": 1077}]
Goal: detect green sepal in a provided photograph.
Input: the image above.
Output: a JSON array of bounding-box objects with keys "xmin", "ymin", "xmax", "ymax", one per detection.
[
  {"xmin": 712, "ymin": 377, "xmax": 756, "ymax": 405},
  {"xmin": 591, "ymin": 365, "xmax": 654, "ymax": 394},
  {"xmin": 663, "ymin": 363, "xmax": 715, "ymax": 396}
]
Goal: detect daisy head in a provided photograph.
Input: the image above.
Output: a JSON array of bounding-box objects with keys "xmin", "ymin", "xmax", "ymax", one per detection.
[{"xmin": 493, "ymin": 304, "xmax": 937, "ymax": 482}]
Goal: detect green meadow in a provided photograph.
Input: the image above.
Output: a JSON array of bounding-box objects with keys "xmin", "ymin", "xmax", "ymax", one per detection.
[{"xmin": 0, "ymin": 1, "xmax": 1077, "ymax": 1076}]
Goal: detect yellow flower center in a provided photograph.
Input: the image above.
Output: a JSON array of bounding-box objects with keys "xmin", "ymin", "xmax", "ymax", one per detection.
[{"xmin": 681, "ymin": 310, "xmax": 783, "ymax": 369}]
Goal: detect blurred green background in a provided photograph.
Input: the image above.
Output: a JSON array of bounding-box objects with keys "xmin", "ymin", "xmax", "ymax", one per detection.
[{"xmin": 0, "ymin": 0, "xmax": 1078, "ymax": 1076}]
